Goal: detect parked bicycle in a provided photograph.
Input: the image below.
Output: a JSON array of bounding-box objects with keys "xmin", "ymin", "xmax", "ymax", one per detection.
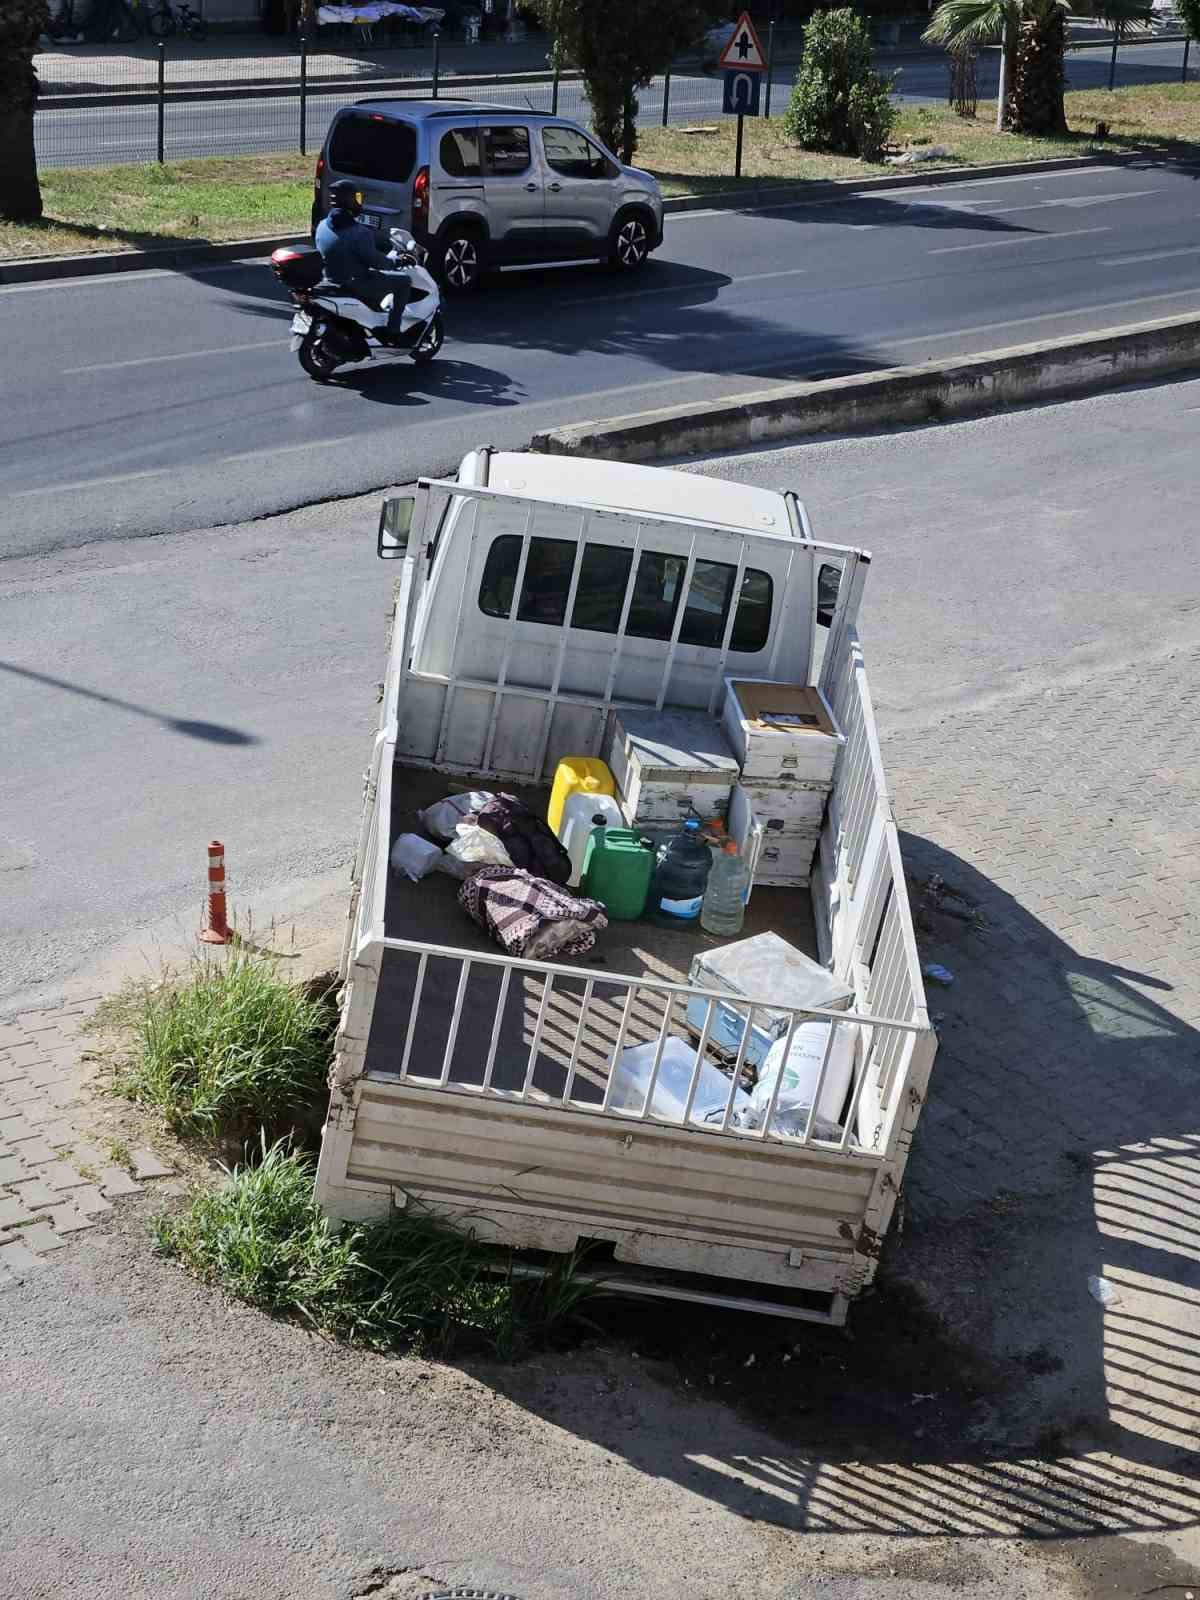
[{"xmin": 147, "ymin": 0, "xmax": 208, "ymax": 39}]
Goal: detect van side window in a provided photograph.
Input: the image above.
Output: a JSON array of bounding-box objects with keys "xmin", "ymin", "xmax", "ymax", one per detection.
[
  {"xmin": 483, "ymin": 126, "xmax": 531, "ymax": 176},
  {"xmin": 328, "ymin": 112, "xmax": 417, "ymax": 182},
  {"xmin": 542, "ymin": 126, "xmax": 610, "ymax": 179},
  {"xmin": 439, "ymin": 128, "xmax": 481, "ymax": 178},
  {"xmin": 479, "ymin": 537, "xmax": 773, "ymax": 652}
]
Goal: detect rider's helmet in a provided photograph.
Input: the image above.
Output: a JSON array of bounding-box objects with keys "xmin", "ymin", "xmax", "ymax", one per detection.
[{"xmin": 328, "ymin": 179, "xmax": 363, "ymax": 215}]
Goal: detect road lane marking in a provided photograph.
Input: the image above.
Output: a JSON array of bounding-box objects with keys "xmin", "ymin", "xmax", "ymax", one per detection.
[
  {"xmin": 63, "ymin": 336, "xmax": 285, "ymax": 374},
  {"xmin": 1057, "ymin": 188, "xmax": 1160, "ymax": 207},
  {"xmin": 562, "ymin": 264, "xmax": 810, "ymax": 309},
  {"xmin": 664, "ymin": 165, "xmax": 1128, "ymax": 224},
  {"xmin": 223, "ymin": 434, "xmax": 362, "ymax": 462},
  {"xmin": 929, "ymin": 189, "xmax": 1164, "ymax": 218},
  {"xmin": 928, "ymin": 226, "xmax": 1111, "ymax": 254},
  {"xmin": 12, "ymin": 467, "xmax": 171, "ymax": 497},
  {"xmin": 1103, "ymin": 245, "xmax": 1200, "ymax": 266}
]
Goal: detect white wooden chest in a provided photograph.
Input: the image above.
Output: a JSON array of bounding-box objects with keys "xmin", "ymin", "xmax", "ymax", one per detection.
[
  {"xmin": 735, "ymin": 776, "xmax": 830, "ymax": 833},
  {"xmin": 605, "ymin": 709, "xmax": 740, "ymax": 827},
  {"xmin": 729, "ymin": 784, "xmax": 821, "ymax": 893},
  {"xmin": 722, "ymin": 679, "xmax": 844, "ymax": 784}
]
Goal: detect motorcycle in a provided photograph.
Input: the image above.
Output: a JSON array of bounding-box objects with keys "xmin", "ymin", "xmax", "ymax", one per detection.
[{"xmin": 270, "ymin": 229, "xmax": 444, "ymax": 383}]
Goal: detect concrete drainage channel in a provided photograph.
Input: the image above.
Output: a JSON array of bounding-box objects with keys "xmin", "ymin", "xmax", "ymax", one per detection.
[{"xmin": 529, "ymin": 312, "xmax": 1200, "ymax": 462}]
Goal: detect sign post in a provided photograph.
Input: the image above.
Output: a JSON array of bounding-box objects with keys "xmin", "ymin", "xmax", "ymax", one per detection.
[{"xmin": 718, "ymin": 11, "xmax": 767, "ymax": 181}]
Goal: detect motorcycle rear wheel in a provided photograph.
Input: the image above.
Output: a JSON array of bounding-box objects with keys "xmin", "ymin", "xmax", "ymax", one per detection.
[
  {"xmin": 410, "ymin": 312, "xmax": 444, "ymax": 365},
  {"xmin": 298, "ymin": 331, "xmax": 340, "ymax": 382}
]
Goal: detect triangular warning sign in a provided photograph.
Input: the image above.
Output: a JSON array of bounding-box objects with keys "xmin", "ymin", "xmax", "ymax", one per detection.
[{"xmin": 718, "ymin": 11, "xmax": 767, "ymax": 70}]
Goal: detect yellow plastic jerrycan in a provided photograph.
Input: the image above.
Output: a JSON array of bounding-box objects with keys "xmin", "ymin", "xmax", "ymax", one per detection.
[{"xmin": 547, "ymin": 756, "xmax": 616, "ymax": 839}]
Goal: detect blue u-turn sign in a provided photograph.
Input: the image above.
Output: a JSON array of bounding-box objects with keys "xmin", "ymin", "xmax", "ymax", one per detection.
[{"xmin": 722, "ymin": 68, "xmax": 762, "ymax": 116}]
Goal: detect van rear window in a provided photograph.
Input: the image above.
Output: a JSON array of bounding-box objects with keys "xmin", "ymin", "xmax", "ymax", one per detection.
[
  {"xmin": 479, "ymin": 536, "xmax": 773, "ymax": 653},
  {"xmin": 329, "ymin": 113, "xmax": 417, "ymax": 183}
]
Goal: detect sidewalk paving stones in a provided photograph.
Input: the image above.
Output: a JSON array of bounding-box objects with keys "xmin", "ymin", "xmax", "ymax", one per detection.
[
  {"xmin": 0, "ymin": 997, "xmax": 173, "ymax": 1274},
  {"xmin": 131, "ymin": 1149, "xmax": 174, "ymax": 1181}
]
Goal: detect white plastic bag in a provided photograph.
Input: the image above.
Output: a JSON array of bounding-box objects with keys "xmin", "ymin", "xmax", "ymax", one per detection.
[
  {"xmin": 610, "ymin": 1039, "xmax": 750, "ymax": 1126},
  {"xmin": 419, "ymin": 790, "xmax": 495, "ymax": 843},
  {"xmin": 389, "ymin": 833, "xmax": 443, "ymax": 882},
  {"xmin": 446, "ymin": 823, "xmax": 512, "ymax": 868},
  {"xmin": 734, "ymin": 1019, "xmax": 857, "ymax": 1142}
]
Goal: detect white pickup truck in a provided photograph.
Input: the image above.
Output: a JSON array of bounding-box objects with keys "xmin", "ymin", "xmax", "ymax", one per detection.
[{"xmin": 315, "ymin": 449, "xmax": 937, "ymax": 1324}]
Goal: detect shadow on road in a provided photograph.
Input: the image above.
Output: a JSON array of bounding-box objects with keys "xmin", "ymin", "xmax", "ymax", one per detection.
[
  {"xmin": 329, "ymin": 355, "xmax": 523, "ymax": 407},
  {"xmin": 227, "ymin": 256, "xmax": 890, "ymax": 390},
  {"xmin": 466, "ymin": 834, "xmax": 1199, "ymax": 1572},
  {"xmin": 0, "ymin": 661, "xmax": 258, "ymax": 745}
]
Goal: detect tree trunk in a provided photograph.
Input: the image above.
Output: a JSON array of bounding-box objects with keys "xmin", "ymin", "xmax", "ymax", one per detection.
[
  {"xmin": 0, "ymin": 85, "xmax": 43, "ymax": 223},
  {"xmin": 997, "ymin": 3, "xmax": 1019, "ymax": 129},
  {"xmin": 1009, "ymin": 7, "xmax": 1068, "ymax": 135},
  {"xmin": 586, "ymin": 70, "xmax": 624, "ymax": 155},
  {"xmin": 621, "ymin": 85, "xmax": 637, "ymax": 163},
  {"xmin": 0, "ymin": 2, "xmax": 48, "ymax": 222}
]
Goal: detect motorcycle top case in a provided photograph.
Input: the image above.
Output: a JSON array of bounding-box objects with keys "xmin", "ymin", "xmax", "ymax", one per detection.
[{"xmin": 270, "ymin": 245, "xmax": 324, "ymax": 290}]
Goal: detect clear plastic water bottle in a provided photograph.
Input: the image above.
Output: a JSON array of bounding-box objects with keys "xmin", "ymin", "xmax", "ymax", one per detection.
[{"xmin": 701, "ymin": 841, "xmax": 750, "ymax": 937}]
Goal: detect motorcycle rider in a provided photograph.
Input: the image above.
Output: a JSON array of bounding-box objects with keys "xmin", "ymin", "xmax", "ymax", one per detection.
[{"xmin": 314, "ymin": 179, "xmax": 410, "ymax": 336}]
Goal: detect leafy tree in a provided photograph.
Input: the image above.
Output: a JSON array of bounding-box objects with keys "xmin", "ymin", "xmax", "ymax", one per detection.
[
  {"xmin": 784, "ymin": 8, "xmax": 897, "ymax": 159},
  {"xmin": 924, "ymin": 0, "xmax": 1152, "ymax": 135},
  {"xmin": 1, "ymin": 0, "xmax": 49, "ymax": 222},
  {"xmin": 532, "ymin": 0, "xmax": 714, "ymax": 161},
  {"xmin": 1179, "ymin": 0, "xmax": 1200, "ymax": 66}
]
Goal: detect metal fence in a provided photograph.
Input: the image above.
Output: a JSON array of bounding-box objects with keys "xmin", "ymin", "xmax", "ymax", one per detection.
[{"xmin": 34, "ymin": 30, "xmax": 811, "ymax": 169}]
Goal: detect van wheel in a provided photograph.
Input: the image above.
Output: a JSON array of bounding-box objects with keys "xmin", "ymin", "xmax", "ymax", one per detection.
[
  {"xmin": 609, "ymin": 212, "xmax": 651, "ymax": 273},
  {"xmin": 437, "ymin": 228, "xmax": 484, "ymax": 293}
]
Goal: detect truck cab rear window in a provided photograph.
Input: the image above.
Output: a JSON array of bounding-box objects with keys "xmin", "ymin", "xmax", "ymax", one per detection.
[
  {"xmin": 329, "ymin": 113, "xmax": 417, "ymax": 182},
  {"xmin": 479, "ymin": 536, "xmax": 772, "ymax": 653}
]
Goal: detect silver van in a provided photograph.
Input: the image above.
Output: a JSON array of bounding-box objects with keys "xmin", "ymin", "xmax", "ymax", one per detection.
[{"xmin": 313, "ymin": 100, "xmax": 665, "ymax": 292}]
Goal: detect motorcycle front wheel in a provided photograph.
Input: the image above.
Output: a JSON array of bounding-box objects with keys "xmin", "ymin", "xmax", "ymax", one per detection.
[
  {"xmin": 410, "ymin": 312, "xmax": 444, "ymax": 365},
  {"xmin": 298, "ymin": 330, "xmax": 340, "ymax": 382}
]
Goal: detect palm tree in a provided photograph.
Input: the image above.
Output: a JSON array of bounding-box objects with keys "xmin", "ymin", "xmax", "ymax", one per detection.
[
  {"xmin": 1, "ymin": 0, "xmax": 50, "ymax": 222},
  {"xmin": 925, "ymin": 0, "xmax": 1152, "ymax": 135}
]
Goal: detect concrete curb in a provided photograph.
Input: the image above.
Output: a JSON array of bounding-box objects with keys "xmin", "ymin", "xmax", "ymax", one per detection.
[
  {"xmin": 0, "ymin": 232, "xmax": 302, "ymax": 284},
  {"xmin": 1, "ymin": 151, "xmax": 1172, "ymax": 286},
  {"xmin": 529, "ymin": 313, "xmax": 1200, "ymax": 461}
]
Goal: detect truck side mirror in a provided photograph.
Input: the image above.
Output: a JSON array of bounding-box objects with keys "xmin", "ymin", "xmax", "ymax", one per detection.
[{"xmin": 378, "ymin": 494, "xmax": 416, "ymax": 559}]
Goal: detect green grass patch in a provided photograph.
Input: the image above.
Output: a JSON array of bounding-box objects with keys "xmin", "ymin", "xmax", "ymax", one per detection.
[
  {"xmin": 2, "ymin": 81, "xmax": 1195, "ymax": 261},
  {"xmin": 637, "ymin": 83, "xmax": 1200, "ymax": 193},
  {"xmin": 156, "ymin": 1137, "xmax": 592, "ymax": 1357},
  {"xmin": 0, "ymin": 152, "xmax": 312, "ymax": 260},
  {"xmin": 113, "ymin": 948, "xmax": 336, "ymax": 1141}
]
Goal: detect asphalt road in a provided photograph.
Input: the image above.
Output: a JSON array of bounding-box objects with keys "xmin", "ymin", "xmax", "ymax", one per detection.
[
  {"xmin": 34, "ymin": 40, "xmax": 1195, "ymax": 168},
  {"xmin": 3, "ymin": 160, "xmax": 1200, "ymax": 560}
]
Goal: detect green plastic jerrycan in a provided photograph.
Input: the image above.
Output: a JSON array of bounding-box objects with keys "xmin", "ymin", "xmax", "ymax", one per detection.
[{"xmin": 581, "ymin": 825, "xmax": 655, "ymax": 921}]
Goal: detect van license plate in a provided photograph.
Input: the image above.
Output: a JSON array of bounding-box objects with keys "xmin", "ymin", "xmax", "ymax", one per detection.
[{"xmin": 362, "ymin": 212, "xmax": 381, "ymax": 228}]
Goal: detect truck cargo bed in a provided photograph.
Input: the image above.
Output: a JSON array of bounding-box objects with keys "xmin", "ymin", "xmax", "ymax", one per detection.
[{"xmin": 363, "ymin": 763, "xmax": 818, "ymax": 1102}]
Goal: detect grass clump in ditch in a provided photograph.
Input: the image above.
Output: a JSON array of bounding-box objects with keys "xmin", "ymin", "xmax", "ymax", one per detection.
[
  {"xmin": 156, "ymin": 1137, "xmax": 591, "ymax": 1357},
  {"xmin": 115, "ymin": 948, "xmax": 336, "ymax": 1140}
]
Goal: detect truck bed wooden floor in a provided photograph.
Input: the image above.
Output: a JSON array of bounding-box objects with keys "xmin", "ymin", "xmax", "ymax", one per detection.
[{"xmin": 362, "ymin": 762, "xmax": 818, "ymax": 1102}]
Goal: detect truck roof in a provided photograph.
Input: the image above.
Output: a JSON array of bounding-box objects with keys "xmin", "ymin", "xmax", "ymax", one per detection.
[{"xmin": 485, "ymin": 452, "xmax": 798, "ymax": 538}]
